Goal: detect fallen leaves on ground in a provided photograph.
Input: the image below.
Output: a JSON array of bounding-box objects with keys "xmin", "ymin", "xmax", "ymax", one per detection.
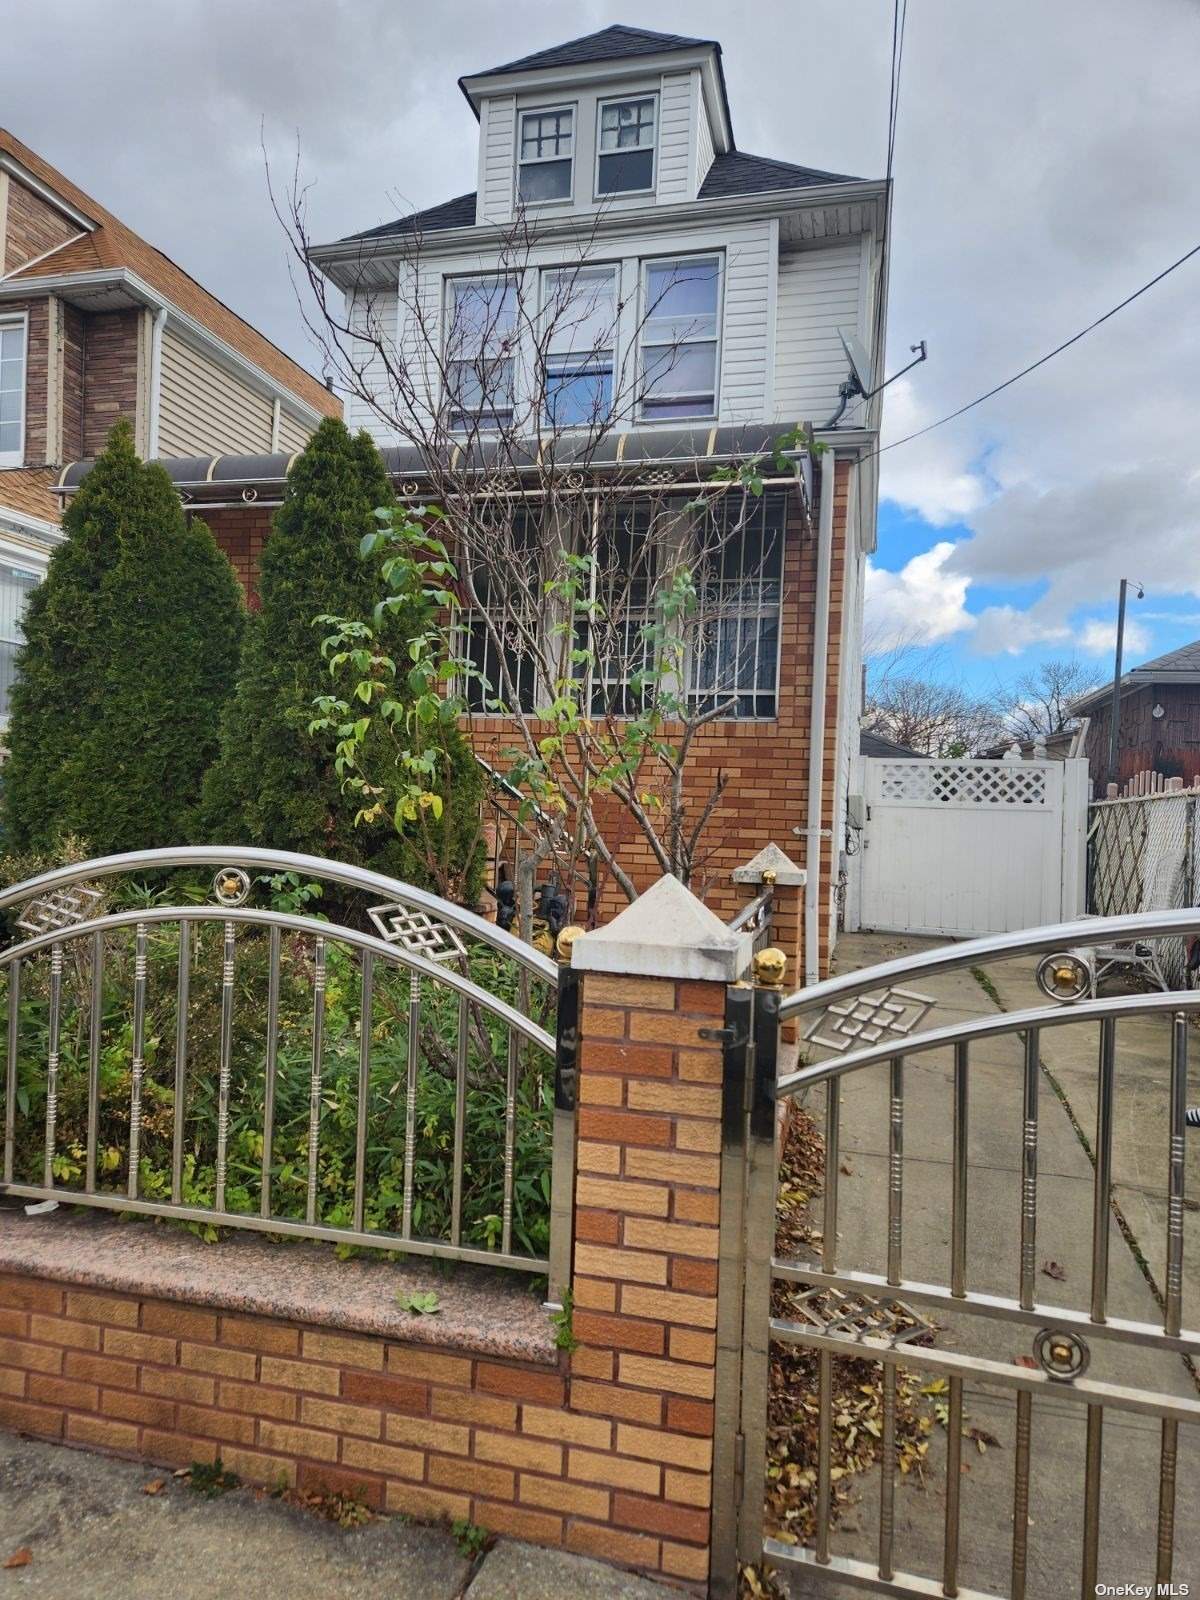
[
  {"xmin": 760, "ymin": 1104, "xmax": 937, "ymax": 1563},
  {"xmin": 1041, "ymin": 1259, "xmax": 1066, "ymax": 1281},
  {"xmin": 142, "ymin": 1478, "xmax": 166, "ymax": 1496},
  {"xmin": 3, "ymin": 1549, "xmax": 31, "ymax": 1569},
  {"xmin": 282, "ymin": 1487, "xmax": 373, "ymax": 1528}
]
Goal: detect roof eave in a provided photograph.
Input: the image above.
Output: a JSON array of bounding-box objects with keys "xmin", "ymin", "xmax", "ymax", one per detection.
[{"xmin": 308, "ymin": 176, "xmax": 888, "ymax": 282}]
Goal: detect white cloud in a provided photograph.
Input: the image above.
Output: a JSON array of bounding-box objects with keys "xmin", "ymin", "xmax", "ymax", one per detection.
[
  {"xmin": 968, "ymin": 607, "xmax": 1071, "ymax": 658},
  {"xmin": 1076, "ymin": 618, "xmax": 1151, "ymax": 657},
  {"xmin": 864, "ymin": 542, "xmax": 974, "ymax": 653},
  {"xmin": 877, "ymin": 380, "xmax": 989, "ymax": 527}
]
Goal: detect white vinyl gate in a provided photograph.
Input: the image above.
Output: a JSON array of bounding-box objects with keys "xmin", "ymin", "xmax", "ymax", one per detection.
[{"xmin": 856, "ymin": 757, "xmax": 1089, "ymax": 936}]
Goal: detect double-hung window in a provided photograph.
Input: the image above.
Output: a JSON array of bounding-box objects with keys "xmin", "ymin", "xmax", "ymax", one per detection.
[
  {"xmin": 542, "ymin": 267, "xmax": 617, "ymax": 429},
  {"xmin": 596, "ymin": 96, "xmax": 657, "ymax": 194},
  {"xmin": 0, "ymin": 316, "xmax": 27, "ymax": 467},
  {"xmin": 639, "ymin": 256, "xmax": 721, "ymax": 420},
  {"xmin": 444, "ymin": 277, "xmax": 517, "ymax": 432},
  {"xmin": 518, "ymin": 107, "xmax": 574, "ymax": 203},
  {"xmin": 0, "ymin": 559, "xmax": 40, "ymax": 720},
  {"xmin": 687, "ymin": 491, "xmax": 786, "ymax": 720}
]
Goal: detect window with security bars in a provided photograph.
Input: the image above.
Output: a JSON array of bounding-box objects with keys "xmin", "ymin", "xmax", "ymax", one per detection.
[
  {"xmin": 686, "ymin": 491, "xmax": 786, "ymax": 720},
  {"xmin": 585, "ymin": 500, "xmax": 666, "ymax": 718},
  {"xmin": 461, "ymin": 508, "xmax": 541, "ymax": 714}
]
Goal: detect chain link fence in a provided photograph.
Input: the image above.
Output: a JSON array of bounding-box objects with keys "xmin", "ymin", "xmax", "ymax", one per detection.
[{"xmin": 1088, "ymin": 787, "xmax": 1200, "ymax": 986}]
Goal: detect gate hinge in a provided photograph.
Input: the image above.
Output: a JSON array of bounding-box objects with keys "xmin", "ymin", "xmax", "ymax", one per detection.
[{"xmin": 698, "ymin": 1025, "xmax": 739, "ymax": 1045}]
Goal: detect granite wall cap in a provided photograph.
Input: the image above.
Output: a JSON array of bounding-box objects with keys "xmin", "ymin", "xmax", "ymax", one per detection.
[
  {"xmin": 731, "ymin": 842, "xmax": 806, "ymax": 887},
  {"xmin": 571, "ymin": 873, "xmax": 751, "ymax": 983}
]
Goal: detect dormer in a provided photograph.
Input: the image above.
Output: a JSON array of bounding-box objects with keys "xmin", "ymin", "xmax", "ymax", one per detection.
[{"xmin": 458, "ymin": 25, "xmax": 733, "ymax": 226}]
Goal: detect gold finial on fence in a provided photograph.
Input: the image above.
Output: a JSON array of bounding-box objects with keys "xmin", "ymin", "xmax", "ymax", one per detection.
[
  {"xmin": 761, "ymin": 868, "xmax": 778, "ymax": 887},
  {"xmin": 752, "ymin": 947, "xmax": 787, "ymax": 989},
  {"xmin": 556, "ymin": 924, "xmax": 585, "ymax": 963}
]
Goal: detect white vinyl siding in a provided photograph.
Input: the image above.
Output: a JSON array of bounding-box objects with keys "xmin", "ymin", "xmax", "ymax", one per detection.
[
  {"xmin": 655, "ymin": 73, "xmax": 693, "ymax": 203},
  {"xmin": 478, "ymin": 94, "xmax": 517, "ymax": 224},
  {"xmin": 157, "ymin": 327, "xmax": 274, "ymax": 456},
  {"xmin": 346, "ymin": 290, "xmax": 401, "ymax": 436},
  {"xmin": 694, "ymin": 94, "xmax": 715, "ymax": 193},
  {"xmin": 716, "ymin": 219, "xmax": 774, "ymax": 422},
  {"xmin": 772, "ymin": 242, "xmax": 865, "ymax": 425}
]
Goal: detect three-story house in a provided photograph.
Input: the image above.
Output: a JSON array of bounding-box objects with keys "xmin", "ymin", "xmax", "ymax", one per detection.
[{"xmin": 57, "ymin": 24, "xmax": 889, "ymax": 979}]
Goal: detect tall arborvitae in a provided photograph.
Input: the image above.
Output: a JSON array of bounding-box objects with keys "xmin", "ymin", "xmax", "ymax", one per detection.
[
  {"xmin": 4, "ymin": 421, "xmax": 242, "ymax": 853},
  {"xmin": 201, "ymin": 418, "xmax": 486, "ymax": 901},
  {"xmin": 199, "ymin": 417, "xmax": 399, "ymax": 860},
  {"xmin": 69, "ymin": 482, "xmax": 244, "ymax": 855}
]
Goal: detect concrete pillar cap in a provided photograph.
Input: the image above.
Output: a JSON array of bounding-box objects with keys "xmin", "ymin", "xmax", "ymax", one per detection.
[
  {"xmin": 571, "ymin": 874, "xmax": 752, "ymax": 983},
  {"xmin": 731, "ymin": 842, "xmax": 806, "ymax": 888}
]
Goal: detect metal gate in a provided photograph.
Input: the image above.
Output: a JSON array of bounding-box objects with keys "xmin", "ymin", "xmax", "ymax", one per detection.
[
  {"xmin": 0, "ymin": 846, "xmax": 575, "ymax": 1301},
  {"xmin": 715, "ymin": 911, "xmax": 1200, "ymax": 1599},
  {"xmin": 856, "ymin": 758, "xmax": 1090, "ymax": 936}
]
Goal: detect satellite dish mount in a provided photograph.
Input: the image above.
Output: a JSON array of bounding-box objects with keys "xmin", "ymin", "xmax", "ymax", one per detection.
[{"xmin": 824, "ymin": 329, "xmax": 928, "ymax": 428}]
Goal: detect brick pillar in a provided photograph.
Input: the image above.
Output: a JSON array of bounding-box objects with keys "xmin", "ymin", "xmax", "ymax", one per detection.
[{"xmin": 565, "ymin": 875, "xmax": 751, "ymax": 1590}]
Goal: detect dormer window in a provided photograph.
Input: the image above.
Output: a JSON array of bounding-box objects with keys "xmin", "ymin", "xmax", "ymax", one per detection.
[
  {"xmin": 596, "ymin": 96, "xmax": 657, "ymax": 195},
  {"xmin": 518, "ymin": 107, "xmax": 574, "ymax": 203}
]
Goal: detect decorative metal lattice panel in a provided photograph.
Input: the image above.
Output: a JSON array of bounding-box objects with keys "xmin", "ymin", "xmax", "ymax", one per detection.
[
  {"xmin": 876, "ymin": 760, "xmax": 1048, "ymax": 808},
  {"xmin": 803, "ymin": 986, "xmax": 936, "ymax": 1053},
  {"xmin": 367, "ymin": 904, "xmax": 467, "ymax": 964},
  {"xmin": 784, "ymin": 1284, "xmax": 935, "ymax": 1347},
  {"xmin": 15, "ymin": 884, "xmax": 102, "ymax": 936}
]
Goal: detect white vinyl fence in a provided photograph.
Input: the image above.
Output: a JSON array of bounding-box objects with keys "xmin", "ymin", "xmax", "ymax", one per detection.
[{"xmin": 853, "ymin": 756, "xmax": 1090, "ymax": 937}]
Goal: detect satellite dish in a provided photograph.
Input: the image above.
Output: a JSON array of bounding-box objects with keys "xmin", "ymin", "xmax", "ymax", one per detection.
[{"xmin": 838, "ymin": 328, "xmax": 874, "ymax": 397}]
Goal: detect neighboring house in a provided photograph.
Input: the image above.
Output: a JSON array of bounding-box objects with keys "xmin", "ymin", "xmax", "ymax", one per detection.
[
  {"xmin": 58, "ymin": 25, "xmax": 889, "ymax": 979},
  {"xmin": 1072, "ymin": 639, "xmax": 1200, "ymax": 791},
  {"xmin": 0, "ymin": 127, "xmax": 340, "ymax": 713},
  {"xmin": 860, "ymin": 730, "xmax": 927, "ymax": 760}
]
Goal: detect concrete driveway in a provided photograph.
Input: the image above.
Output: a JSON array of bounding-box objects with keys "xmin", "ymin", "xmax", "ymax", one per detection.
[{"xmin": 778, "ymin": 930, "xmax": 1200, "ymax": 1600}]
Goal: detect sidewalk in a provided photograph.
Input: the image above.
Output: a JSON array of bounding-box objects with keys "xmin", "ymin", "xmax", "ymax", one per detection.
[{"xmin": 0, "ymin": 1432, "xmax": 678, "ymax": 1600}]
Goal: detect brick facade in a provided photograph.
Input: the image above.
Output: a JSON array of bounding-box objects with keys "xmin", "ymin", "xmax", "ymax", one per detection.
[
  {"xmin": 80, "ymin": 309, "xmax": 142, "ymax": 459},
  {"xmin": 205, "ymin": 459, "xmax": 852, "ymax": 980}
]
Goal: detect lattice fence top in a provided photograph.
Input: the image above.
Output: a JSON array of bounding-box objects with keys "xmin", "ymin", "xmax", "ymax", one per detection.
[{"xmin": 875, "ymin": 760, "xmax": 1049, "ymax": 808}]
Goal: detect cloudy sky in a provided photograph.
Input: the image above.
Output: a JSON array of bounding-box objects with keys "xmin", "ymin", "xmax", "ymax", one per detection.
[{"xmin": 6, "ymin": 0, "xmax": 1198, "ymax": 695}]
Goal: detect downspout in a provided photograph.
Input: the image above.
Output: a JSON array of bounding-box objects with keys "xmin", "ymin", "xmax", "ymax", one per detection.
[
  {"xmin": 803, "ymin": 451, "xmax": 837, "ymax": 985},
  {"xmin": 147, "ymin": 307, "xmax": 167, "ymax": 458}
]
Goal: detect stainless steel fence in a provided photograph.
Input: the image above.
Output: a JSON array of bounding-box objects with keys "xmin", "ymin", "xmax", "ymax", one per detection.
[
  {"xmin": 728, "ymin": 883, "xmax": 776, "ymax": 952},
  {"xmin": 0, "ymin": 849, "xmax": 573, "ymax": 1293},
  {"xmin": 717, "ymin": 910, "xmax": 1200, "ymax": 1600}
]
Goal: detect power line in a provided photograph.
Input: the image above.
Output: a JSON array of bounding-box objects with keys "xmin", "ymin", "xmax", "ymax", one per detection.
[{"xmin": 877, "ymin": 239, "xmax": 1200, "ymax": 456}]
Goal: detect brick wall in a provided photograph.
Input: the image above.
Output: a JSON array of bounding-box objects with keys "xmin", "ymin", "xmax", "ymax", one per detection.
[
  {"xmin": 61, "ymin": 303, "xmax": 85, "ymax": 464},
  {"xmin": 81, "ymin": 310, "xmax": 142, "ymax": 458},
  {"xmin": 202, "ymin": 460, "xmax": 853, "ymax": 978}
]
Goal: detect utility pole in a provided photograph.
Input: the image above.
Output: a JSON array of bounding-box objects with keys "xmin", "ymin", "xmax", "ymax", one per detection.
[{"xmin": 1105, "ymin": 577, "xmax": 1144, "ymax": 789}]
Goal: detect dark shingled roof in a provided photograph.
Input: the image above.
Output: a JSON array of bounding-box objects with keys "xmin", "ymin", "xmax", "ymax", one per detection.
[
  {"xmin": 1072, "ymin": 637, "xmax": 1200, "ymax": 714},
  {"xmin": 466, "ymin": 25, "xmax": 718, "ymax": 80},
  {"xmin": 699, "ymin": 150, "xmax": 860, "ymax": 197},
  {"xmin": 861, "ymin": 730, "xmax": 928, "ymax": 760},
  {"xmin": 339, "ymin": 150, "xmax": 860, "ymax": 244}
]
